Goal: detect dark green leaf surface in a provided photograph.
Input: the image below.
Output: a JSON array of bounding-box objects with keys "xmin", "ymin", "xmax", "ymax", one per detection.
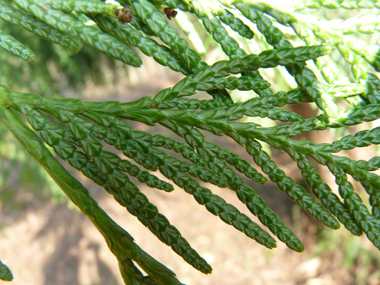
[{"xmin": 0, "ymin": 260, "xmax": 13, "ymax": 281}]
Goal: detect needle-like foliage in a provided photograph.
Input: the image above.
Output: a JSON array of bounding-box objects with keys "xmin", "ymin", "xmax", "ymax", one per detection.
[{"xmin": 0, "ymin": 0, "xmax": 379, "ymax": 283}]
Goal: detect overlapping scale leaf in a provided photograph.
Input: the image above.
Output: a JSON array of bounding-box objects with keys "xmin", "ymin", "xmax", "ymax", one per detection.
[
  {"xmin": 365, "ymin": 73, "xmax": 380, "ymax": 104},
  {"xmin": 8, "ymin": 88, "xmax": 321, "ymax": 146},
  {"xmin": 114, "ymin": 127, "xmax": 265, "ymax": 187},
  {"xmin": 233, "ymin": 2, "xmax": 292, "ymax": 48},
  {"xmin": 328, "ymin": 104, "xmax": 380, "ymax": 128},
  {"xmin": 22, "ymin": 107, "xmax": 211, "ymax": 274},
  {"xmin": 129, "ymin": 12, "xmax": 157, "ymax": 36},
  {"xmin": 208, "ymin": 45, "xmax": 329, "ymax": 77},
  {"xmin": 156, "ymin": 97, "xmax": 226, "ymax": 110},
  {"xmin": 77, "ymin": 112, "xmax": 277, "ymax": 249},
  {"xmin": 324, "ymin": 84, "xmax": 366, "ymax": 98},
  {"xmin": 197, "ymin": 141, "xmax": 304, "ymax": 252},
  {"xmin": 90, "ymin": 13, "xmax": 191, "ymax": 75},
  {"xmin": 10, "ymin": 88, "xmax": 312, "ymax": 140},
  {"xmin": 151, "ymin": 65, "xmax": 270, "ymax": 102},
  {"xmin": 132, "ymin": 0, "xmax": 205, "ymax": 71},
  {"xmin": 118, "ymin": 258, "xmax": 157, "ymax": 285},
  {"xmin": 284, "ymin": 148, "xmax": 362, "ymax": 235},
  {"xmin": 0, "ymin": 4, "xmax": 80, "ymax": 52},
  {"xmin": 0, "ymin": 28, "xmax": 35, "ymax": 61},
  {"xmin": 330, "ymin": 127, "xmax": 380, "ymax": 154},
  {"xmin": 41, "ymin": 118, "xmax": 210, "ymax": 273},
  {"xmin": 178, "ymin": 0, "xmax": 274, "ymax": 98},
  {"xmin": 258, "ymin": 45, "xmax": 331, "ymax": 68},
  {"xmin": 12, "ymin": 0, "xmax": 142, "ymax": 67},
  {"xmin": 217, "ymin": 8, "xmax": 254, "ymax": 39},
  {"xmin": 21, "ymin": 95, "xmax": 277, "ymax": 253},
  {"xmin": 245, "ymin": 139, "xmax": 340, "ymax": 230},
  {"xmin": 0, "ymin": 106, "xmax": 182, "ymax": 285},
  {"xmin": 32, "ymin": 0, "xmax": 122, "ymax": 17},
  {"xmin": 326, "ymin": 164, "xmax": 380, "ymax": 249},
  {"xmin": 152, "ymin": 135, "xmax": 267, "ymax": 184},
  {"xmin": 190, "ymin": 0, "xmax": 246, "ymax": 58},
  {"xmin": 327, "ymin": 155, "xmax": 380, "ymax": 219},
  {"xmin": 155, "ymin": 117, "xmax": 304, "ymax": 251},
  {"xmin": 130, "ymin": 0, "xmax": 236, "ymax": 105},
  {"xmin": 0, "ymin": 261, "xmax": 12, "ymax": 282},
  {"xmin": 40, "ymin": 111, "xmax": 272, "ymax": 251},
  {"xmin": 276, "ymin": 136, "xmax": 380, "ymax": 220}
]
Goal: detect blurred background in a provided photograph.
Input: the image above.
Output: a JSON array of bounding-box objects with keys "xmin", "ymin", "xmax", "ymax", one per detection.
[{"xmin": 1, "ymin": 5, "xmax": 380, "ymax": 285}]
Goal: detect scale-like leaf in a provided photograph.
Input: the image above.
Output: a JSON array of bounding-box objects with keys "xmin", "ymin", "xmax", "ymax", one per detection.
[
  {"xmin": 0, "ymin": 28, "xmax": 35, "ymax": 61},
  {"xmin": 0, "ymin": 261, "xmax": 13, "ymax": 282}
]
